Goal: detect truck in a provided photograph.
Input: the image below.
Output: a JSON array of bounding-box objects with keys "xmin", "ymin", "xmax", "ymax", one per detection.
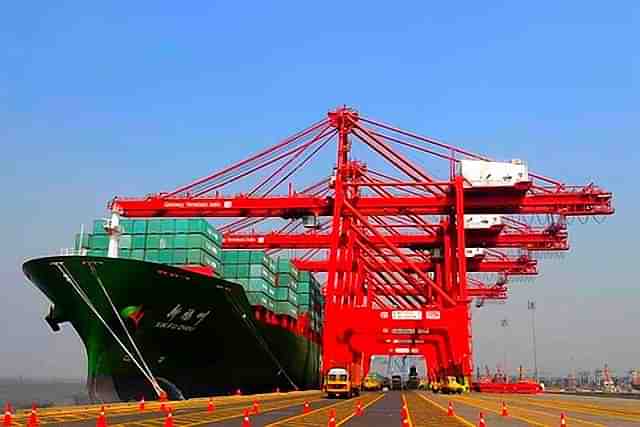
[
  {"xmin": 325, "ymin": 366, "xmax": 361, "ymax": 398},
  {"xmin": 391, "ymin": 375, "xmax": 403, "ymax": 390},
  {"xmin": 440, "ymin": 376, "xmax": 466, "ymax": 394}
]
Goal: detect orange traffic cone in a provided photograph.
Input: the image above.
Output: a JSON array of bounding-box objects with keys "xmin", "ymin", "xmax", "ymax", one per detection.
[
  {"xmin": 303, "ymin": 400, "xmax": 311, "ymax": 414},
  {"xmin": 560, "ymin": 412, "xmax": 567, "ymax": 426},
  {"xmin": 327, "ymin": 408, "xmax": 336, "ymax": 427},
  {"xmin": 355, "ymin": 400, "xmax": 364, "ymax": 416},
  {"xmin": 501, "ymin": 401, "xmax": 508, "ymax": 417},
  {"xmin": 27, "ymin": 404, "xmax": 39, "ymax": 427},
  {"xmin": 242, "ymin": 408, "xmax": 251, "ymax": 427},
  {"xmin": 478, "ymin": 411, "xmax": 486, "ymax": 427},
  {"xmin": 252, "ymin": 400, "xmax": 260, "ymax": 415},
  {"xmin": 402, "ymin": 415, "xmax": 410, "ymax": 426},
  {"xmin": 3, "ymin": 403, "xmax": 12, "ymax": 427},
  {"xmin": 447, "ymin": 401, "xmax": 455, "ymax": 416},
  {"xmin": 96, "ymin": 406, "xmax": 107, "ymax": 427},
  {"xmin": 207, "ymin": 398, "xmax": 215, "ymax": 412},
  {"xmin": 401, "ymin": 403, "xmax": 408, "ymax": 420},
  {"xmin": 164, "ymin": 410, "xmax": 173, "ymax": 427},
  {"xmin": 139, "ymin": 396, "xmax": 145, "ymax": 411}
]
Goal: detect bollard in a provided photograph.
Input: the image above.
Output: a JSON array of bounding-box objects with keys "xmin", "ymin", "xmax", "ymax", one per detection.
[
  {"xmin": 242, "ymin": 408, "xmax": 251, "ymax": 427},
  {"xmin": 355, "ymin": 400, "xmax": 364, "ymax": 416},
  {"xmin": 327, "ymin": 408, "xmax": 337, "ymax": 427},
  {"xmin": 478, "ymin": 411, "xmax": 486, "ymax": 427},
  {"xmin": 560, "ymin": 412, "xmax": 567, "ymax": 426},
  {"xmin": 303, "ymin": 400, "xmax": 311, "ymax": 414},
  {"xmin": 3, "ymin": 403, "xmax": 12, "ymax": 427},
  {"xmin": 27, "ymin": 403, "xmax": 39, "ymax": 427},
  {"xmin": 164, "ymin": 410, "xmax": 173, "ymax": 427},
  {"xmin": 501, "ymin": 401, "xmax": 508, "ymax": 417},
  {"xmin": 96, "ymin": 406, "xmax": 107, "ymax": 427},
  {"xmin": 207, "ymin": 398, "xmax": 215, "ymax": 412},
  {"xmin": 448, "ymin": 401, "xmax": 455, "ymax": 416}
]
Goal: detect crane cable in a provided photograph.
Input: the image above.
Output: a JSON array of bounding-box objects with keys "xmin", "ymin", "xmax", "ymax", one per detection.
[
  {"xmin": 225, "ymin": 289, "xmax": 298, "ymax": 390},
  {"xmin": 51, "ymin": 262, "xmax": 163, "ymax": 397},
  {"xmin": 86, "ymin": 262, "xmax": 163, "ymax": 397}
]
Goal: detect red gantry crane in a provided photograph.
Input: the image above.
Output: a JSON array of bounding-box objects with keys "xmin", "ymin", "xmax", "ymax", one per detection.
[{"xmin": 108, "ymin": 106, "xmax": 613, "ymax": 389}]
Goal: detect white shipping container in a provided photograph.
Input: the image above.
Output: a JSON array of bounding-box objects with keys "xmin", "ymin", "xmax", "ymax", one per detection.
[
  {"xmin": 459, "ymin": 160, "xmax": 528, "ymax": 187},
  {"xmin": 464, "ymin": 214, "xmax": 502, "ymax": 229}
]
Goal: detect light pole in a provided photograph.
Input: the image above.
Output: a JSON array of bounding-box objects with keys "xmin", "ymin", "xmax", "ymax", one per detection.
[
  {"xmin": 528, "ymin": 300, "xmax": 538, "ymax": 381},
  {"xmin": 500, "ymin": 318, "xmax": 509, "ymax": 380}
]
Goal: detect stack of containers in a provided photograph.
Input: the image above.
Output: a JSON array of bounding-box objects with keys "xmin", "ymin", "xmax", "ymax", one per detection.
[
  {"xmin": 77, "ymin": 218, "xmax": 223, "ymax": 274},
  {"xmin": 296, "ymin": 270, "xmax": 324, "ymax": 332},
  {"xmin": 221, "ymin": 250, "xmax": 278, "ymax": 313},
  {"xmin": 274, "ymin": 257, "xmax": 299, "ymax": 319}
]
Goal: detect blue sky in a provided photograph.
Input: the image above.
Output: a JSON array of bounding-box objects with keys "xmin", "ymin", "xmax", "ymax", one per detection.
[{"xmin": 1, "ymin": 2, "xmax": 638, "ymax": 379}]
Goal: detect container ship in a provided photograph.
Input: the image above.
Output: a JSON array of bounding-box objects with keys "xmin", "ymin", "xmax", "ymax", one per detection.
[{"xmin": 22, "ymin": 218, "xmax": 323, "ymax": 402}]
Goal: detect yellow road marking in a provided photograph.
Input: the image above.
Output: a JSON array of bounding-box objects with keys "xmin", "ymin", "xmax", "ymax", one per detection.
[
  {"xmin": 415, "ymin": 393, "xmax": 476, "ymax": 427},
  {"xmin": 463, "ymin": 393, "xmax": 640, "ymax": 424},
  {"xmin": 400, "ymin": 393, "xmax": 413, "ymax": 427},
  {"xmin": 453, "ymin": 394, "xmax": 606, "ymax": 427},
  {"xmin": 336, "ymin": 393, "xmax": 385, "ymax": 426}
]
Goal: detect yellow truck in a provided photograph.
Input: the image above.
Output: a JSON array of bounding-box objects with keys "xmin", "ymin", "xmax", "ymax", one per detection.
[
  {"xmin": 363, "ymin": 375, "xmax": 383, "ymax": 391},
  {"xmin": 325, "ymin": 367, "xmax": 361, "ymax": 398},
  {"xmin": 440, "ymin": 376, "xmax": 466, "ymax": 394}
]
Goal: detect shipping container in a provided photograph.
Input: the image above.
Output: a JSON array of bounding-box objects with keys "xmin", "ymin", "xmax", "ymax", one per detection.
[
  {"xmin": 132, "ymin": 220, "xmax": 148, "ymax": 234},
  {"xmin": 186, "ymin": 249, "xmax": 219, "ymax": 270},
  {"xmin": 173, "ymin": 249, "xmax": 187, "ymax": 264},
  {"xmin": 147, "ymin": 219, "xmax": 163, "ymax": 234},
  {"xmin": 89, "ymin": 235, "xmax": 109, "ymax": 250},
  {"xmin": 119, "ymin": 219, "xmax": 133, "ymax": 234},
  {"xmin": 88, "ymin": 249, "xmax": 107, "ymax": 257},
  {"xmin": 131, "ymin": 249, "xmax": 145, "ymax": 260},
  {"xmin": 161, "ymin": 219, "xmax": 176, "ymax": 234},
  {"xmin": 158, "ymin": 249, "xmax": 174, "ymax": 264},
  {"xmin": 275, "ymin": 301, "xmax": 298, "ymax": 319},
  {"xmin": 93, "ymin": 220, "xmax": 107, "ymax": 235},
  {"xmin": 145, "ymin": 249, "xmax": 159, "ymax": 263},
  {"xmin": 246, "ymin": 292, "xmax": 276, "ymax": 312},
  {"xmin": 119, "ymin": 235, "xmax": 132, "ymax": 250},
  {"xmin": 132, "ymin": 235, "xmax": 146, "ymax": 249}
]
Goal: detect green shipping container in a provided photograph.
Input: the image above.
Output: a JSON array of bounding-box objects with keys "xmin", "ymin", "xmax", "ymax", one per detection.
[
  {"xmin": 145, "ymin": 249, "xmax": 159, "ymax": 263},
  {"xmin": 89, "ymin": 235, "xmax": 109, "ymax": 250},
  {"xmin": 147, "ymin": 219, "xmax": 163, "ymax": 234},
  {"xmin": 224, "ymin": 264, "xmax": 238, "ymax": 277},
  {"xmin": 175, "ymin": 219, "xmax": 189, "ymax": 233},
  {"xmin": 245, "ymin": 292, "xmax": 276, "ymax": 312},
  {"xmin": 132, "ymin": 235, "xmax": 146, "ymax": 249},
  {"xmin": 276, "ymin": 258, "xmax": 299, "ymax": 279},
  {"xmin": 173, "ymin": 249, "xmax": 187, "ymax": 264},
  {"xmin": 186, "ymin": 249, "xmax": 219, "ymax": 270},
  {"xmin": 186, "ymin": 234, "xmax": 220, "ymax": 257},
  {"xmin": 131, "ymin": 249, "xmax": 145, "ymax": 260},
  {"xmin": 247, "ymin": 278, "xmax": 276, "ymax": 297},
  {"xmin": 222, "ymin": 251, "xmax": 239, "ymax": 264},
  {"xmin": 159, "ymin": 235, "xmax": 174, "ymax": 249},
  {"xmin": 236, "ymin": 251, "xmax": 251, "ymax": 263},
  {"xmin": 146, "ymin": 235, "xmax": 161, "ymax": 249},
  {"xmin": 161, "ymin": 219, "xmax": 176, "ymax": 234},
  {"xmin": 275, "ymin": 301, "xmax": 298, "ymax": 319},
  {"xmin": 88, "ymin": 249, "xmax": 107, "ymax": 257},
  {"xmin": 93, "ymin": 220, "xmax": 107, "ymax": 235},
  {"xmin": 119, "ymin": 235, "xmax": 132, "ymax": 250},
  {"xmin": 236, "ymin": 264, "xmax": 250, "ymax": 278},
  {"xmin": 132, "ymin": 220, "xmax": 148, "ymax": 234},
  {"xmin": 158, "ymin": 249, "xmax": 174, "ymax": 264},
  {"xmin": 119, "ymin": 249, "xmax": 131, "ymax": 259},
  {"xmin": 119, "ymin": 219, "xmax": 133, "ymax": 234},
  {"xmin": 174, "ymin": 234, "xmax": 188, "ymax": 249}
]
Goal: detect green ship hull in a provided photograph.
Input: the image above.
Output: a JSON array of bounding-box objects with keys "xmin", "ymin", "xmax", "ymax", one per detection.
[{"xmin": 22, "ymin": 256, "xmax": 320, "ymax": 402}]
